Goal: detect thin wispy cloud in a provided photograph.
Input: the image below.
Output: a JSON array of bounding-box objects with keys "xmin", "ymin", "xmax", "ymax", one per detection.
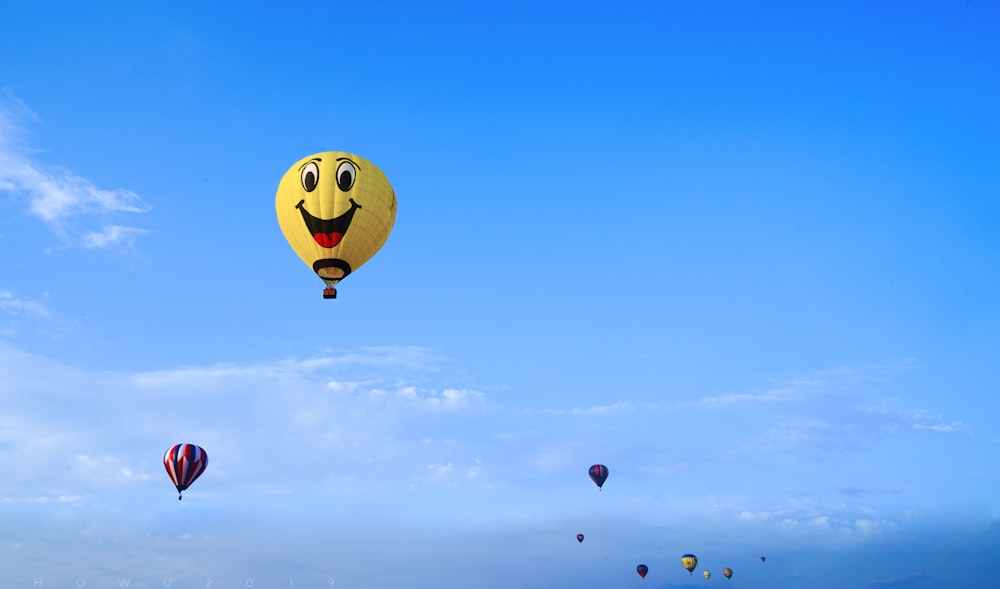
[
  {"xmin": 527, "ymin": 401, "xmax": 656, "ymax": 416},
  {"xmin": 837, "ymin": 485, "xmax": 906, "ymax": 497},
  {"xmin": 912, "ymin": 422, "xmax": 968, "ymax": 433},
  {"xmin": 626, "ymin": 491, "xmax": 910, "ymax": 548},
  {"xmin": 326, "ymin": 345, "xmax": 445, "ymax": 371},
  {"xmin": 0, "ymin": 289, "xmax": 69, "ymax": 342},
  {"xmin": 0, "ymin": 90, "xmax": 150, "ymax": 249},
  {"xmin": 0, "ymin": 289, "xmax": 53, "ymax": 321},
  {"xmin": 127, "ymin": 346, "xmax": 438, "ymax": 386},
  {"xmin": 80, "ymin": 224, "xmax": 149, "ymax": 248},
  {"xmin": 869, "ymin": 573, "xmax": 930, "ymax": 588},
  {"xmin": 753, "ymin": 418, "xmax": 842, "ymax": 452},
  {"xmin": 687, "ymin": 363, "xmax": 970, "ymax": 457},
  {"xmin": 395, "ymin": 386, "xmax": 486, "ymax": 411},
  {"xmin": 861, "ymin": 400, "xmax": 971, "ymax": 436},
  {"xmin": 694, "ymin": 363, "xmax": 910, "ymax": 410}
]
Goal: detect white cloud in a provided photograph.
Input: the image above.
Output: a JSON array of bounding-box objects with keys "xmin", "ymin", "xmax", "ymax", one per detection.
[
  {"xmin": 0, "ymin": 343, "xmax": 492, "ymax": 505},
  {"xmin": 17, "ymin": 164, "xmax": 148, "ymax": 222},
  {"xmin": 695, "ymin": 363, "xmax": 971, "ymax": 457},
  {"xmin": 327, "ymin": 379, "xmax": 364, "ymax": 392},
  {"xmin": 72, "ymin": 454, "xmax": 152, "ymax": 489},
  {"xmin": 697, "ymin": 368, "xmax": 852, "ymax": 409},
  {"xmin": 326, "ymin": 345, "xmax": 444, "ymax": 371},
  {"xmin": 854, "ymin": 518, "xmax": 896, "ymax": 537},
  {"xmin": 80, "ymin": 224, "xmax": 150, "ymax": 248},
  {"xmin": 0, "ymin": 290, "xmax": 53, "ymax": 321},
  {"xmin": 0, "ymin": 338, "xmax": 976, "ymax": 570},
  {"xmin": 697, "ymin": 391, "xmax": 784, "ymax": 408},
  {"xmin": 371, "ymin": 384, "xmax": 487, "ymax": 411},
  {"xmin": 713, "ymin": 494, "xmax": 907, "ymax": 544},
  {"xmin": 912, "ymin": 422, "xmax": 967, "ymax": 433},
  {"xmin": 869, "ymin": 573, "xmax": 929, "ymax": 588},
  {"xmin": 529, "ymin": 401, "xmax": 653, "ymax": 416},
  {"xmin": 749, "ymin": 418, "xmax": 840, "ymax": 453},
  {"xmin": 739, "ymin": 510, "xmax": 774, "ymax": 521},
  {"xmin": 569, "ymin": 401, "xmax": 641, "ymax": 415},
  {"xmin": 427, "ymin": 462, "xmax": 454, "ymax": 477},
  {"xmin": 862, "ymin": 400, "xmax": 970, "ymax": 435},
  {"xmin": 0, "ymin": 92, "xmax": 150, "ymax": 249},
  {"xmin": 696, "ymin": 363, "xmax": 913, "ymax": 410},
  {"xmin": 428, "ymin": 388, "xmax": 485, "ymax": 411}
]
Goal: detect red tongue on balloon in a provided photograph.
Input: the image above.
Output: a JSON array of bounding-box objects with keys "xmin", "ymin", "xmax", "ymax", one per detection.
[{"xmin": 314, "ymin": 233, "xmax": 343, "ymax": 248}]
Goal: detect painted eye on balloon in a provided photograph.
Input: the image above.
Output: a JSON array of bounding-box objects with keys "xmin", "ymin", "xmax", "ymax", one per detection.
[
  {"xmin": 336, "ymin": 161, "xmax": 357, "ymax": 192},
  {"xmin": 301, "ymin": 161, "xmax": 320, "ymax": 192}
]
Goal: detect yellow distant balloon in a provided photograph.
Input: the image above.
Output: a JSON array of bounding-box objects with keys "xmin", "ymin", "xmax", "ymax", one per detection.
[
  {"xmin": 276, "ymin": 151, "xmax": 396, "ymax": 298},
  {"xmin": 703, "ymin": 570, "xmax": 712, "ymax": 580},
  {"xmin": 681, "ymin": 554, "xmax": 698, "ymax": 575}
]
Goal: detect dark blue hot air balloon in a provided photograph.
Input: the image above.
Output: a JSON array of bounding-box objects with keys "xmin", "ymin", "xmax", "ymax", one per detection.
[{"xmin": 588, "ymin": 464, "xmax": 609, "ymax": 491}]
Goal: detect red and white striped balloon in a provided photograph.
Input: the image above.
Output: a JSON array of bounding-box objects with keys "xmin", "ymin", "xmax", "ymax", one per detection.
[{"xmin": 163, "ymin": 443, "xmax": 208, "ymax": 500}]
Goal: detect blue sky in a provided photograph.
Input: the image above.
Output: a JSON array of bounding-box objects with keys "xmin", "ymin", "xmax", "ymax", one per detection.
[{"xmin": 1, "ymin": 1, "xmax": 998, "ymax": 587}]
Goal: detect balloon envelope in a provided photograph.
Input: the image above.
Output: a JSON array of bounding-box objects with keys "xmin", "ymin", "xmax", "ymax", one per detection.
[
  {"xmin": 588, "ymin": 464, "xmax": 609, "ymax": 489},
  {"xmin": 704, "ymin": 571, "xmax": 712, "ymax": 580},
  {"xmin": 723, "ymin": 567, "xmax": 733, "ymax": 579},
  {"xmin": 681, "ymin": 554, "xmax": 698, "ymax": 574},
  {"xmin": 163, "ymin": 443, "xmax": 208, "ymax": 499},
  {"xmin": 275, "ymin": 151, "xmax": 397, "ymax": 298},
  {"xmin": 576, "ymin": 534, "xmax": 584, "ymax": 543},
  {"xmin": 636, "ymin": 564, "xmax": 648, "ymax": 579}
]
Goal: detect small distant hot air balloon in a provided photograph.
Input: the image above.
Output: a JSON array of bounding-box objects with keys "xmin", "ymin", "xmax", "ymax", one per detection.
[
  {"xmin": 703, "ymin": 570, "xmax": 712, "ymax": 580},
  {"xmin": 163, "ymin": 443, "xmax": 208, "ymax": 500},
  {"xmin": 681, "ymin": 554, "xmax": 698, "ymax": 575},
  {"xmin": 761, "ymin": 556, "xmax": 766, "ymax": 563},
  {"xmin": 576, "ymin": 534, "xmax": 584, "ymax": 543},
  {"xmin": 636, "ymin": 564, "xmax": 648, "ymax": 579},
  {"xmin": 588, "ymin": 464, "xmax": 609, "ymax": 491},
  {"xmin": 723, "ymin": 568, "xmax": 733, "ymax": 579}
]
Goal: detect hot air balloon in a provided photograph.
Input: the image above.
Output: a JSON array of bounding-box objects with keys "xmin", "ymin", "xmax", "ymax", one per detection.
[
  {"xmin": 588, "ymin": 464, "xmax": 609, "ymax": 490},
  {"xmin": 275, "ymin": 151, "xmax": 397, "ymax": 299},
  {"xmin": 681, "ymin": 554, "xmax": 698, "ymax": 575},
  {"xmin": 703, "ymin": 570, "xmax": 712, "ymax": 580},
  {"xmin": 636, "ymin": 564, "xmax": 648, "ymax": 579},
  {"xmin": 163, "ymin": 443, "xmax": 208, "ymax": 500},
  {"xmin": 722, "ymin": 568, "xmax": 733, "ymax": 579},
  {"xmin": 576, "ymin": 534, "xmax": 584, "ymax": 543},
  {"xmin": 761, "ymin": 556, "xmax": 766, "ymax": 563}
]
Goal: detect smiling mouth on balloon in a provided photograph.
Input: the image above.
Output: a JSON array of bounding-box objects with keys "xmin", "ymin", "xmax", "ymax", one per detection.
[{"xmin": 295, "ymin": 198, "xmax": 362, "ymax": 248}]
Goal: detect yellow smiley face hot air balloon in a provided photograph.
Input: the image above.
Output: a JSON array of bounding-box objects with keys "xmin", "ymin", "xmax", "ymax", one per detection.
[{"xmin": 276, "ymin": 151, "xmax": 396, "ymax": 299}]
